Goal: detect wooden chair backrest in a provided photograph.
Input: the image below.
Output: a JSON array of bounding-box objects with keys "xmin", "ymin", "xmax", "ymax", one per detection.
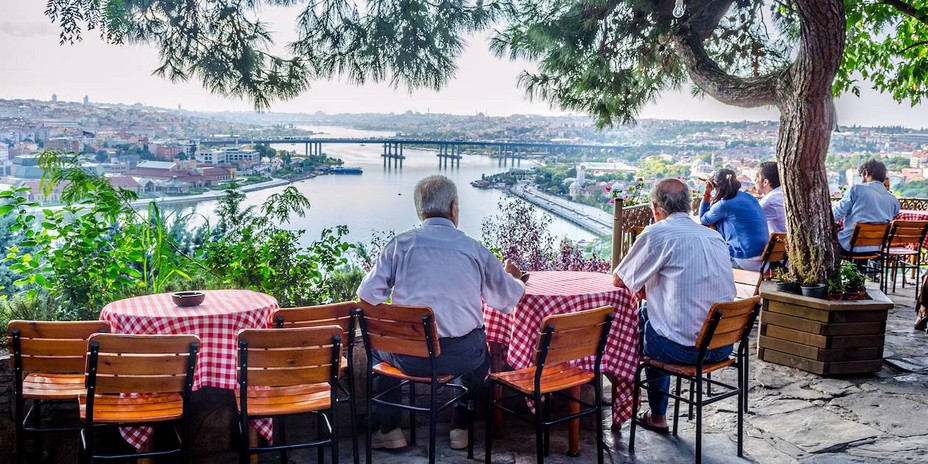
[
  {"xmin": 849, "ymin": 222, "xmax": 891, "ymax": 250},
  {"xmin": 760, "ymin": 233, "xmax": 788, "ymax": 268},
  {"xmin": 695, "ymin": 296, "xmax": 760, "ymax": 352},
  {"xmin": 886, "ymin": 220, "xmax": 928, "ymax": 249},
  {"xmin": 629, "ymin": 226, "xmax": 646, "ymax": 245},
  {"xmin": 86, "ymin": 334, "xmax": 199, "ymax": 395},
  {"xmin": 9, "ymin": 320, "xmax": 110, "ymax": 373},
  {"xmin": 238, "ymin": 326, "xmax": 342, "ymax": 388},
  {"xmin": 533, "ymin": 306, "xmax": 614, "ymax": 366},
  {"xmin": 273, "ymin": 301, "xmax": 358, "ymax": 341},
  {"xmin": 357, "ymin": 302, "xmax": 440, "ymax": 358}
]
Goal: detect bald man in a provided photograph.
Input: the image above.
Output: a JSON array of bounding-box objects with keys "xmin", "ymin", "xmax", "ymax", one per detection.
[{"xmin": 613, "ymin": 179, "xmax": 736, "ymax": 433}]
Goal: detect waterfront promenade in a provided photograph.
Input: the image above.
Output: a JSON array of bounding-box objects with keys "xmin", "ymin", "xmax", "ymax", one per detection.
[{"xmin": 507, "ymin": 182, "xmax": 613, "ymax": 236}]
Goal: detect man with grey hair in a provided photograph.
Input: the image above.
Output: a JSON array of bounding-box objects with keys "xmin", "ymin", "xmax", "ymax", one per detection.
[
  {"xmin": 357, "ymin": 175, "xmax": 525, "ymax": 451},
  {"xmin": 612, "ymin": 178, "xmax": 736, "ymax": 433}
]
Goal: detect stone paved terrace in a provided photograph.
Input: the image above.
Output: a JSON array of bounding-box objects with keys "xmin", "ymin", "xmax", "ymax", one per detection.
[
  {"xmin": 1, "ymin": 285, "xmax": 926, "ymax": 464},
  {"xmin": 353, "ymin": 285, "xmax": 928, "ymax": 464}
]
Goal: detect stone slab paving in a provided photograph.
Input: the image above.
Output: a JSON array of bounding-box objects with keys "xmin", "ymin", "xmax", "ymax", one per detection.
[
  {"xmin": 323, "ymin": 284, "xmax": 928, "ymax": 464},
  {"xmin": 3, "ymin": 286, "xmax": 926, "ymax": 464}
]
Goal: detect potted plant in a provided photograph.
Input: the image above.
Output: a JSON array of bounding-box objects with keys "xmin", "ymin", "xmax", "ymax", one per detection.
[
  {"xmin": 827, "ymin": 274, "xmax": 845, "ymax": 300},
  {"xmin": 800, "ymin": 274, "xmax": 827, "ymax": 299},
  {"xmin": 771, "ymin": 267, "xmax": 800, "ymax": 294},
  {"xmin": 840, "ymin": 263, "xmax": 868, "ymax": 300}
]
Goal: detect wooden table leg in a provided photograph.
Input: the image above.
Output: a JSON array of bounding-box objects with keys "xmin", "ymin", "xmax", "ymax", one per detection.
[
  {"xmin": 137, "ymin": 440, "xmax": 153, "ymax": 464},
  {"xmin": 567, "ymin": 385, "xmax": 580, "ymax": 457},
  {"xmin": 489, "ymin": 342, "xmax": 506, "ymax": 439},
  {"xmin": 249, "ymin": 427, "xmax": 258, "ymax": 464}
]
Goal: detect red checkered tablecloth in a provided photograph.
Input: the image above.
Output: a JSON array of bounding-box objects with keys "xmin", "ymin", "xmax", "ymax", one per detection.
[
  {"xmin": 100, "ymin": 289, "xmax": 278, "ymax": 449},
  {"xmin": 482, "ymin": 271, "xmax": 639, "ymax": 427}
]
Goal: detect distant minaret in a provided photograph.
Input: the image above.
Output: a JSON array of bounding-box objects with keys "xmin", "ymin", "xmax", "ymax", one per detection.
[
  {"xmin": 83, "ymin": 95, "xmax": 89, "ymax": 105},
  {"xmin": 51, "ymin": 94, "xmax": 57, "ymax": 102}
]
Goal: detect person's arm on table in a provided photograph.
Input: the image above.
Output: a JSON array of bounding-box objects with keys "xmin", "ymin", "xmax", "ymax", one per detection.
[{"xmin": 481, "ymin": 251, "xmax": 526, "ymax": 314}]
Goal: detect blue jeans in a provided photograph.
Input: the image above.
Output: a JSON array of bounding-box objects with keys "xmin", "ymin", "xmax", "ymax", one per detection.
[
  {"xmin": 640, "ymin": 307, "xmax": 732, "ymax": 416},
  {"xmin": 372, "ymin": 327, "xmax": 489, "ymax": 432}
]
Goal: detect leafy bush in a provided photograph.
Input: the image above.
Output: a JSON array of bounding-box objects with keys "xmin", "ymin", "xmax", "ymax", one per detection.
[{"xmin": 481, "ymin": 197, "xmax": 609, "ymax": 272}]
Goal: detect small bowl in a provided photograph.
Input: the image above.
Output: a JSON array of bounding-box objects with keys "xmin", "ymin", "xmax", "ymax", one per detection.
[
  {"xmin": 172, "ymin": 291, "xmax": 205, "ymax": 307},
  {"xmin": 519, "ymin": 272, "xmax": 531, "ymax": 284}
]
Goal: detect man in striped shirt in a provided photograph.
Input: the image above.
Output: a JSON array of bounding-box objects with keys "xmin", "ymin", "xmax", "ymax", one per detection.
[{"xmin": 612, "ymin": 178, "xmax": 736, "ymax": 433}]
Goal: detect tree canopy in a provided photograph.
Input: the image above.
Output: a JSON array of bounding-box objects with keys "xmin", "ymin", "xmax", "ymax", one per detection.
[
  {"xmin": 45, "ymin": 1, "xmax": 927, "ymax": 122},
  {"xmin": 44, "ymin": 0, "xmax": 928, "ymax": 282}
]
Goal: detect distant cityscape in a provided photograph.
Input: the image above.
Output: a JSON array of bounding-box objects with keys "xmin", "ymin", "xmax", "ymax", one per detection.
[{"xmin": 2, "ymin": 97, "xmax": 928, "ymax": 206}]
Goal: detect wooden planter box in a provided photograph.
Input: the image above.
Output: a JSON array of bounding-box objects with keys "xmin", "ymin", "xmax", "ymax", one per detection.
[{"xmin": 757, "ymin": 282, "xmax": 893, "ymax": 376}]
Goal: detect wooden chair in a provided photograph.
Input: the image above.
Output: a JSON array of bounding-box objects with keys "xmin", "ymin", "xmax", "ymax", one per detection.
[
  {"xmin": 629, "ymin": 296, "xmax": 760, "ymax": 464},
  {"xmin": 8, "ymin": 320, "xmax": 110, "ymax": 464},
  {"xmin": 237, "ymin": 326, "xmax": 343, "ymax": 464},
  {"xmin": 732, "ymin": 232, "xmax": 788, "ymax": 299},
  {"xmin": 357, "ymin": 302, "xmax": 471, "ymax": 464},
  {"xmin": 840, "ymin": 222, "xmax": 891, "ymax": 280},
  {"xmin": 80, "ymin": 333, "xmax": 200, "ymax": 462},
  {"xmin": 272, "ymin": 302, "xmax": 360, "ymax": 464},
  {"xmin": 629, "ymin": 225, "xmax": 645, "ymax": 245},
  {"xmin": 485, "ymin": 306, "xmax": 614, "ymax": 464},
  {"xmin": 881, "ymin": 220, "xmax": 928, "ymax": 298}
]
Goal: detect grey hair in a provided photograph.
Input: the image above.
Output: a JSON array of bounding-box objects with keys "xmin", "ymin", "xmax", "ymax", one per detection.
[
  {"xmin": 650, "ymin": 178, "xmax": 691, "ymax": 215},
  {"xmin": 414, "ymin": 175, "xmax": 458, "ymax": 219}
]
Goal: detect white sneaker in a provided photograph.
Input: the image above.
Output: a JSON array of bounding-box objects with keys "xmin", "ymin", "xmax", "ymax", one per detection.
[
  {"xmin": 371, "ymin": 428, "xmax": 407, "ymax": 449},
  {"xmin": 449, "ymin": 428, "xmax": 468, "ymax": 450}
]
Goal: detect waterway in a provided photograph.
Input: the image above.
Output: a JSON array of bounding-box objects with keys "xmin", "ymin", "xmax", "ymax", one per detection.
[{"xmin": 169, "ymin": 126, "xmax": 597, "ymax": 246}]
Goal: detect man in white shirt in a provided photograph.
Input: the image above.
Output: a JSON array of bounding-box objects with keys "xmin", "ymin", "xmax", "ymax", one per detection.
[
  {"xmin": 756, "ymin": 161, "xmax": 786, "ymax": 234},
  {"xmin": 357, "ymin": 175, "xmax": 525, "ymax": 450},
  {"xmin": 612, "ymin": 178, "xmax": 736, "ymax": 433}
]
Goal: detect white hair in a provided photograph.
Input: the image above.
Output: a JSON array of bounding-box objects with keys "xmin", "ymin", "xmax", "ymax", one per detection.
[{"xmin": 414, "ymin": 175, "xmax": 457, "ymax": 219}]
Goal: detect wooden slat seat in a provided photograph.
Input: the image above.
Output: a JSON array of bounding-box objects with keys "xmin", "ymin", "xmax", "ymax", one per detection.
[
  {"xmin": 21, "ymin": 373, "xmax": 86, "ymax": 399},
  {"xmin": 358, "ymin": 302, "xmax": 472, "ymax": 463},
  {"xmin": 841, "ymin": 222, "xmax": 890, "ymax": 260},
  {"xmin": 235, "ymin": 383, "xmax": 331, "ymax": 416},
  {"xmin": 80, "ymin": 333, "xmax": 200, "ymax": 462},
  {"xmin": 372, "ymin": 362, "xmax": 454, "ymax": 384},
  {"xmin": 486, "ymin": 306, "xmax": 614, "ymax": 464},
  {"xmin": 639, "ymin": 357, "xmax": 736, "ymax": 377},
  {"xmin": 630, "ymin": 296, "xmax": 761, "ymax": 464},
  {"xmin": 273, "ymin": 302, "xmax": 362, "ymax": 464},
  {"xmin": 8, "ymin": 319, "xmax": 111, "ymax": 464},
  {"xmin": 490, "ymin": 363, "xmax": 593, "ymax": 395},
  {"xmin": 78, "ymin": 393, "xmax": 183, "ymax": 423},
  {"xmin": 237, "ymin": 326, "xmax": 342, "ymax": 463}
]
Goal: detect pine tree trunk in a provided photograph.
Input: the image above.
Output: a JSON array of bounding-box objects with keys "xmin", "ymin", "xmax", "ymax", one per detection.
[{"xmin": 776, "ymin": 0, "xmax": 846, "ymax": 283}]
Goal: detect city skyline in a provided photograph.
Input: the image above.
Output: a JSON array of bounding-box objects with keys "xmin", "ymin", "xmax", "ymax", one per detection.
[{"xmin": 2, "ymin": 0, "xmax": 927, "ymax": 129}]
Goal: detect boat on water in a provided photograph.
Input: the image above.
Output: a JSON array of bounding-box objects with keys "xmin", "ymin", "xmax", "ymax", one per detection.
[{"xmin": 331, "ymin": 166, "xmax": 363, "ymax": 175}]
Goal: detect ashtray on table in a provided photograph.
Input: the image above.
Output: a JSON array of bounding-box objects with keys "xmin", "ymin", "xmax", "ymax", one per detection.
[{"xmin": 172, "ymin": 291, "xmax": 205, "ymax": 307}]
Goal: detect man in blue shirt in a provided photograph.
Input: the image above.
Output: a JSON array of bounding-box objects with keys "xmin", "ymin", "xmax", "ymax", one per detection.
[
  {"xmin": 833, "ymin": 159, "xmax": 900, "ymax": 252},
  {"xmin": 357, "ymin": 175, "xmax": 525, "ymax": 451}
]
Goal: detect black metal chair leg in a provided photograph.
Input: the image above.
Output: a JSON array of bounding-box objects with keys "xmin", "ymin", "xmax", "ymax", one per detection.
[
  {"xmin": 595, "ymin": 376, "xmax": 605, "ymax": 464},
  {"xmin": 428, "ymin": 385, "xmax": 437, "ymax": 464},
  {"xmin": 15, "ymin": 399, "xmax": 25, "ymax": 464},
  {"xmin": 279, "ymin": 417, "xmax": 289, "ymax": 464},
  {"xmin": 687, "ymin": 379, "xmax": 695, "ymax": 420},
  {"xmin": 737, "ymin": 365, "xmax": 744, "ymax": 457},
  {"xmin": 484, "ymin": 381, "xmax": 494, "ymax": 464},
  {"xmin": 409, "ymin": 382, "xmax": 417, "ymax": 446},
  {"xmin": 629, "ymin": 364, "xmax": 644, "ymax": 453},
  {"xmin": 695, "ymin": 376, "xmax": 703, "ymax": 464},
  {"xmin": 542, "ymin": 393, "xmax": 550, "ymax": 456},
  {"xmin": 534, "ymin": 393, "xmax": 545, "ymax": 464},
  {"xmin": 331, "ymin": 409, "xmax": 340, "ymax": 464},
  {"xmin": 365, "ymin": 374, "xmax": 374, "ymax": 464},
  {"xmin": 316, "ymin": 414, "xmax": 324, "ymax": 463},
  {"xmin": 673, "ymin": 376, "xmax": 682, "ymax": 436}
]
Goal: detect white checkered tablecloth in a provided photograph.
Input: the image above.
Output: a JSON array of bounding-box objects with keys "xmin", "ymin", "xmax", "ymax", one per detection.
[
  {"xmin": 483, "ymin": 271, "xmax": 640, "ymax": 427},
  {"xmin": 100, "ymin": 289, "xmax": 278, "ymax": 449}
]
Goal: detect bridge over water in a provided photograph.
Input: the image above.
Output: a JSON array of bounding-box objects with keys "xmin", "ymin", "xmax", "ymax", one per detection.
[{"xmin": 198, "ymin": 137, "xmax": 631, "ymax": 168}]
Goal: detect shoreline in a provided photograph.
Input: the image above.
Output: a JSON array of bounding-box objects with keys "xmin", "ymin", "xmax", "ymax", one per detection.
[{"xmin": 127, "ymin": 177, "xmax": 291, "ymax": 208}]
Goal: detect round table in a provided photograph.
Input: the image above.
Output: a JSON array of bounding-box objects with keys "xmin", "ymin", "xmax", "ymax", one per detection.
[
  {"xmin": 482, "ymin": 271, "xmax": 640, "ymax": 434},
  {"xmin": 100, "ymin": 289, "xmax": 278, "ymax": 449}
]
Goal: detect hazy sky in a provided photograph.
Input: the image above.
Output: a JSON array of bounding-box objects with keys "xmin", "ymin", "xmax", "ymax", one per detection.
[{"xmin": 2, "ymin": 1, "xmax": 926, "ymax": 128}]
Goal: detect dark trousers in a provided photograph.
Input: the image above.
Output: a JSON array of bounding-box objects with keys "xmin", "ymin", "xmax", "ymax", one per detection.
[
  {"xmin": 373, "ymin": 328, "xmax": 490, "ymax": 432},
  {"xmin": 640, "ymin": 306, "xmax": 732, "ymax": 416}
]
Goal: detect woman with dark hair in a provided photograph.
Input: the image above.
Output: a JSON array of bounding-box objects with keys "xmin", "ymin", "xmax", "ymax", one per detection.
[{"xmin": 699, "ymin": 168, "xmax": 769, "ymax": 271}]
